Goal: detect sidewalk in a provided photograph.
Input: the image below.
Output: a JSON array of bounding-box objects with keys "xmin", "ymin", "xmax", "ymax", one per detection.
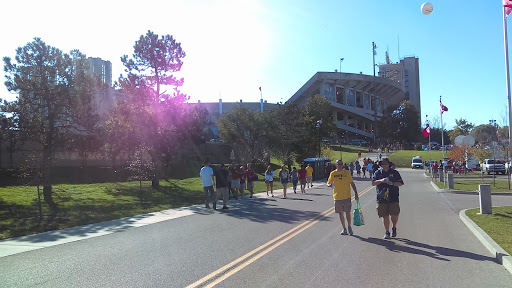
[
  {"xmin": 430, "ymin": 179, "xmax": 512, "ymax": 275},
  {"xmin": 0, "ymin": 180, "xmax": 324, "ymax": 259}
]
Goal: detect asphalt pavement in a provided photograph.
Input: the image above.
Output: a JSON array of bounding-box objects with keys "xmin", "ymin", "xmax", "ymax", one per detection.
[{"xmin": 0, "ymin": 160, "xmax": 511, "ymax": 287}]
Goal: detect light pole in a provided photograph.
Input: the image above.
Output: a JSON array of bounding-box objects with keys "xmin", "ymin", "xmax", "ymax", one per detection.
[
  {"xmin": 426, "ymin": 114, "xmax": 432, "ymax": 171},
  {"xmin": 316, "ymin": 120, "xmax": 322, "ymax": 158},
  {"xmin": 490, "ymin": 119, "xmax": 497, "ymax": 187},
  {"xmin": 340, "ymin": 58, "xmax": 344, "ymax": 74},
  {"xmin": 372, "ymin": 42, "xmax": 378, "ymax": 144}
]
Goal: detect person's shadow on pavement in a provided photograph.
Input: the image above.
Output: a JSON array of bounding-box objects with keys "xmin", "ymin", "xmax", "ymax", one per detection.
[{"xmin": 352, "ymin": 235, "xmax": 497, "ymax": 263}]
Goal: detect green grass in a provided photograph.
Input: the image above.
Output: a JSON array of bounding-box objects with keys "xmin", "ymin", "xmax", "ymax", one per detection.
[
  {"xmin": 433, "ymin": 179, "xmax": 512, "ymax": 192},
  {"xmin": 328, "ymin": 145, "xmax": 368, "ymax": 163},
  {"xmin": 0, "ymin": 177, "xmax": 282, "ymax": 240},
  {"xmin": 388, "ymin": 150, "xmax": 445, "ymax": 168},
  {"xmin": 425, "ymin": 172, "xmax": 498, "ymax": 178},
  {"xmin": 466, "ymin": 207, "xmax": 512, "ymax": 256}
]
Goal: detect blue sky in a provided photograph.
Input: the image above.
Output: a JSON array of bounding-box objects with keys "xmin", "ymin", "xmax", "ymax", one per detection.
[{"xmin": 0, "ymin": 1, "xmax": 509, "ymax": 129}]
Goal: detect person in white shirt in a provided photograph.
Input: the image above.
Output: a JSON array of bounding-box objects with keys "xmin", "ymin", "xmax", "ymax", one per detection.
[
  {"xmin": 265, "ymin": 165, "xmax": 276, "ymax": 197},
  {"xmin": 200, "ymin": 161, "xmax": 216, "ymax": 209}
]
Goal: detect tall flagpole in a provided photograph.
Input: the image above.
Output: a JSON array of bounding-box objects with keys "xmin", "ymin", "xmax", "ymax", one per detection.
[
  {"xmin": 504, "ymin": 5, "xmax": 512, "ymax": 162},
  {"xmin": 440, "ymin": 96, "xmax": 446, "ymax": 187}
]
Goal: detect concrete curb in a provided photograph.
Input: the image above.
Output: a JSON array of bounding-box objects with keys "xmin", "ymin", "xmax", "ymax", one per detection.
[{"xmin": 459, "ymin": 209, "xmax": 512, "ymax": 275}]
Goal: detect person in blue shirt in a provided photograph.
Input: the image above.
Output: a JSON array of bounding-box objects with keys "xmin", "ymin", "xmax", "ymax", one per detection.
[{"xmin": 372, "ymin": 158, "xmax": 404, "ymax": 239}]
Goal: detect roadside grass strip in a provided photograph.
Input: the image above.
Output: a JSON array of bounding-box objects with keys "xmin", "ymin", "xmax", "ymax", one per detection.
[
  {"xmin": 433, "ymin": 180, "xmax": 512, "ymax": 193},
  {"xmin": 465, "ymin": 207, "xmax": 512, "ymax": 257},
  {"xmin": 0, "ymin": 178, "xmax": 282, "ymax": 240}
]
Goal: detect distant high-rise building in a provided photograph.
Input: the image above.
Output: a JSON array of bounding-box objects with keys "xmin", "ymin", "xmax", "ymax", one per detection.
[
  {"xmin": 87, "ymin": 57, "xmax": 112, "ymax": 87},
  {"xmin": 378, "ymin": 56, "xmax": 421, "ymax": 118}
]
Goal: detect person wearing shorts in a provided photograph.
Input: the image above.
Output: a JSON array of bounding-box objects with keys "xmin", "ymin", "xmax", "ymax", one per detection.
[
  {"xmin": 214, "ymin": 164, "xmax": 230, "ymax": 210},
  {"xmin": 229, "ymin": 165, "xmax": 241, "ymax": 199},
  {"xmin": 264, "ymin": 165, "xmax": 275, "ymax": 197},
  {"xmin": 372, "ymin": 158, "xmax": 404, "ymax": 239},
  {"xmin": 239, "ymin": 165, "xmax": 246, "ymax": 198},
  {"xmin": 246, "ymin": 163, "xmax": 256, "ymax": 198},
  {"xmin": 327, "ymin": 160, "xmax": 359, "ymax": 236},
  {"xmin": 200, "ymin": 161, "xmax": 216, "ymax": 209},
  {"xmin": 298, "ymin": 165, "xmax": 307, "ymax": 193},
  {"xmin": 432, "ymin": 161, "xmax": 439, "ymax": 181},
  {"xmin": 305, "ymin": 164, "xmax": 313, "ymax": 188},
  {"xmin": 279, "ymin": 165, "xmax": 290, "ymax": 199}
]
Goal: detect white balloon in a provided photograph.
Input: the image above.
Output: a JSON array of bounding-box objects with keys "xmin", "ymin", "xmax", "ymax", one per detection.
[{"xmin": 421, "ymin": 2, "xmax": 433, "ymax": 15}]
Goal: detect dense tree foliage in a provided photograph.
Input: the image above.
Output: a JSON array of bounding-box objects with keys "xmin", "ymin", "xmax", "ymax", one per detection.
[
  {"xmin": 2, "ymin": 38, "xmax": 98, "ymax": 208},
  {"xmin": 448, "ymin": 118, "xmax": 474, "ymax": 142},
  {"xmin": 116, "ymin": 30, "xmax": 205, "ymax": 188},
  {"xmin": 217, "ymin": 95, "xmax": 335, "ymax": 165},
  {"xmin": 217, "ymin": 104, "xmax": 268, "ymax": 163},
  {"xmin": 377, "ymin": 100, "xmax": 420, "ymax": 145},
  {"xmin": 471, "ymin": 124, "xmax": 498, "ymax": 144}
]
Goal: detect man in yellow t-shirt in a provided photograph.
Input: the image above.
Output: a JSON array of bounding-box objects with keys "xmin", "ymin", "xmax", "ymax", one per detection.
[
  {"xmin": 305, "ymin": 164, "xmax": 314, "ymax": 188},
  {"xmin": 327, "ymin": 160, "xmax": 359, "ymax": 235}
]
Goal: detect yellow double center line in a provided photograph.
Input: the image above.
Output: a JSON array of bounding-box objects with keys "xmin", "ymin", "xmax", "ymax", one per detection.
[{"xmin": 186, "ymin": 184, "xmax": 375, "ymax": 288}]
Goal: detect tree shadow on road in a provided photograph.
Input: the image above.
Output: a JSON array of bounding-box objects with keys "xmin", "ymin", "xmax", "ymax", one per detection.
[
  {"xmin": 352, "ymin": 235, "xmax": 497, "ymax": 263},
  {"xmin": 211, "ymin": 197, "xmax": 328, "ymax": 225}
]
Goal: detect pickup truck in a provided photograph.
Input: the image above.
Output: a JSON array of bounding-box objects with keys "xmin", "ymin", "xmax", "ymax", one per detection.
[{"xmin": 481, "ymin": 159, "xmax": 506, "ymax": 175}]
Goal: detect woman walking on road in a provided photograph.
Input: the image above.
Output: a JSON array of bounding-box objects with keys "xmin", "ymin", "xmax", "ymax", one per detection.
[
  {"xmin": 279, "ymin": 165, "xmax": 290, "ymax": 199},
  {"xmin": 265, "ymin": 165, "xmax": 275, "ymax": 197}
]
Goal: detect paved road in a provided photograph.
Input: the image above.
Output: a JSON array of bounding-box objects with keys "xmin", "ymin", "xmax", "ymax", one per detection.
[{"xmin": 1, "ymin": 169, "xmax": 511, "ymax": 287}]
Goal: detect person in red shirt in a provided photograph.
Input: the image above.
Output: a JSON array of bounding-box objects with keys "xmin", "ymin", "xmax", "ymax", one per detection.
[
  {"xmin": 432, "ymin": 161, "xmax": 439, "ymax": 181},
  {"xmin": 239, "ymin": 165, "xmax": 247, "ymax": 198},
  {"xmin": 298, "ymin": 164, "xmax": 307, "ymax": 193},
  {"xmin": 245, "ymin": 163, "xmax": 256, "ymax": 198},
  {"xmin": 229, "ymin": 165, "xmax": 241, "ymax": 200}
]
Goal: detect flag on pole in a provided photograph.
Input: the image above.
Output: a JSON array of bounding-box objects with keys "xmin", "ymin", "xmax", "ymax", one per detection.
[
  {"xmin": 259, "ymin": 87, "xmax": 261, "ymax": 91},
  {"xmin": 504, "ymin": 0, "xmax": 512, "ymax": 18},
  {"xmin": 422, "ymin": 124, "xmax": 431, "ymax": 137},
  {"xmin": 440, "ymin": 100, "xmax": 448, "ymax": 114}
]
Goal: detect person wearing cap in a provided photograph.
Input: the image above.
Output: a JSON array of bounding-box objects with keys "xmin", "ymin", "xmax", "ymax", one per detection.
[
  {"xmin": 327, "ymin": 160, "xmax": 359, "ymax": 236},
  {"xmin": 372, "ymin": 158, "xmax": 404, "ymax": 239}
]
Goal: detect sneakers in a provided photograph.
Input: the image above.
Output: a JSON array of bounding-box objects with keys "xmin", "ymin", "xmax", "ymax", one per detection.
[
  {"xmin": 383, "ymin": 231, "xmax": 391, "ymax": 239},
  {"xmin": 222, "ymin": 206, "xmax": 229, "ymax": 210},
  {"xmin": 347, "ymin": 226, "xmax": 353, "ymax": 236},
  {"xmin": 391, "ymin": 227, "xmax": 397, "ymax": 238},
  {"xmin": 340, "ymin": 228, "xmax": 348, "ymax": 235}
]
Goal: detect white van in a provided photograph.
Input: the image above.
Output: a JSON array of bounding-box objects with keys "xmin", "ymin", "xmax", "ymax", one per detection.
[{"xmin": 411, "ymin": 156, "xmax": 424, "ymax": 169}]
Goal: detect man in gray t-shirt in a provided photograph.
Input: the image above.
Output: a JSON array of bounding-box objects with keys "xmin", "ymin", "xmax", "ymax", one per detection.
[{"xmin": 200, "ymin": 162, "xmax": 216, "ymax": 209}]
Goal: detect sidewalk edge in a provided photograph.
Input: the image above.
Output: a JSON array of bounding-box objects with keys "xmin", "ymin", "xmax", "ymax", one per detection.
[{"xmin": 459, "ymin": 209, "xmax": 512, "ymax": 275}]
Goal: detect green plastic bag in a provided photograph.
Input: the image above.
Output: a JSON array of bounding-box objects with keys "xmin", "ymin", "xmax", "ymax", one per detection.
[{"xmin": 353, "ymin": 200, "xmax": 365, "ymax": 226}]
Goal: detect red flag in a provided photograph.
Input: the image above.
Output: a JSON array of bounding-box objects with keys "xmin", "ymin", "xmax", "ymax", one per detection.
[
  {"xmin": 440, "ymin": 101, "xmax": 448, "ymax": 114},
  {"xmin": 504, "ymin": 0, "xmax": 512, "ymax": 18},
  {"xmin": 422, "ymin": 124, "xmax": 431, "ymax": 137}
]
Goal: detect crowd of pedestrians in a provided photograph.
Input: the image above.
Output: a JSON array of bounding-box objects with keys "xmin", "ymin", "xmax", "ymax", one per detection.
[
  {"xmin": 200, "ymin": 153, "xmax": 406, "ymax": 240},
  {"xmin": 200, "ymin": 162, "xmax": 317, "ymax": 209},
  {"xmin": 200, "ymin": 161, "xmax": 259, "ymax": 210}
]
